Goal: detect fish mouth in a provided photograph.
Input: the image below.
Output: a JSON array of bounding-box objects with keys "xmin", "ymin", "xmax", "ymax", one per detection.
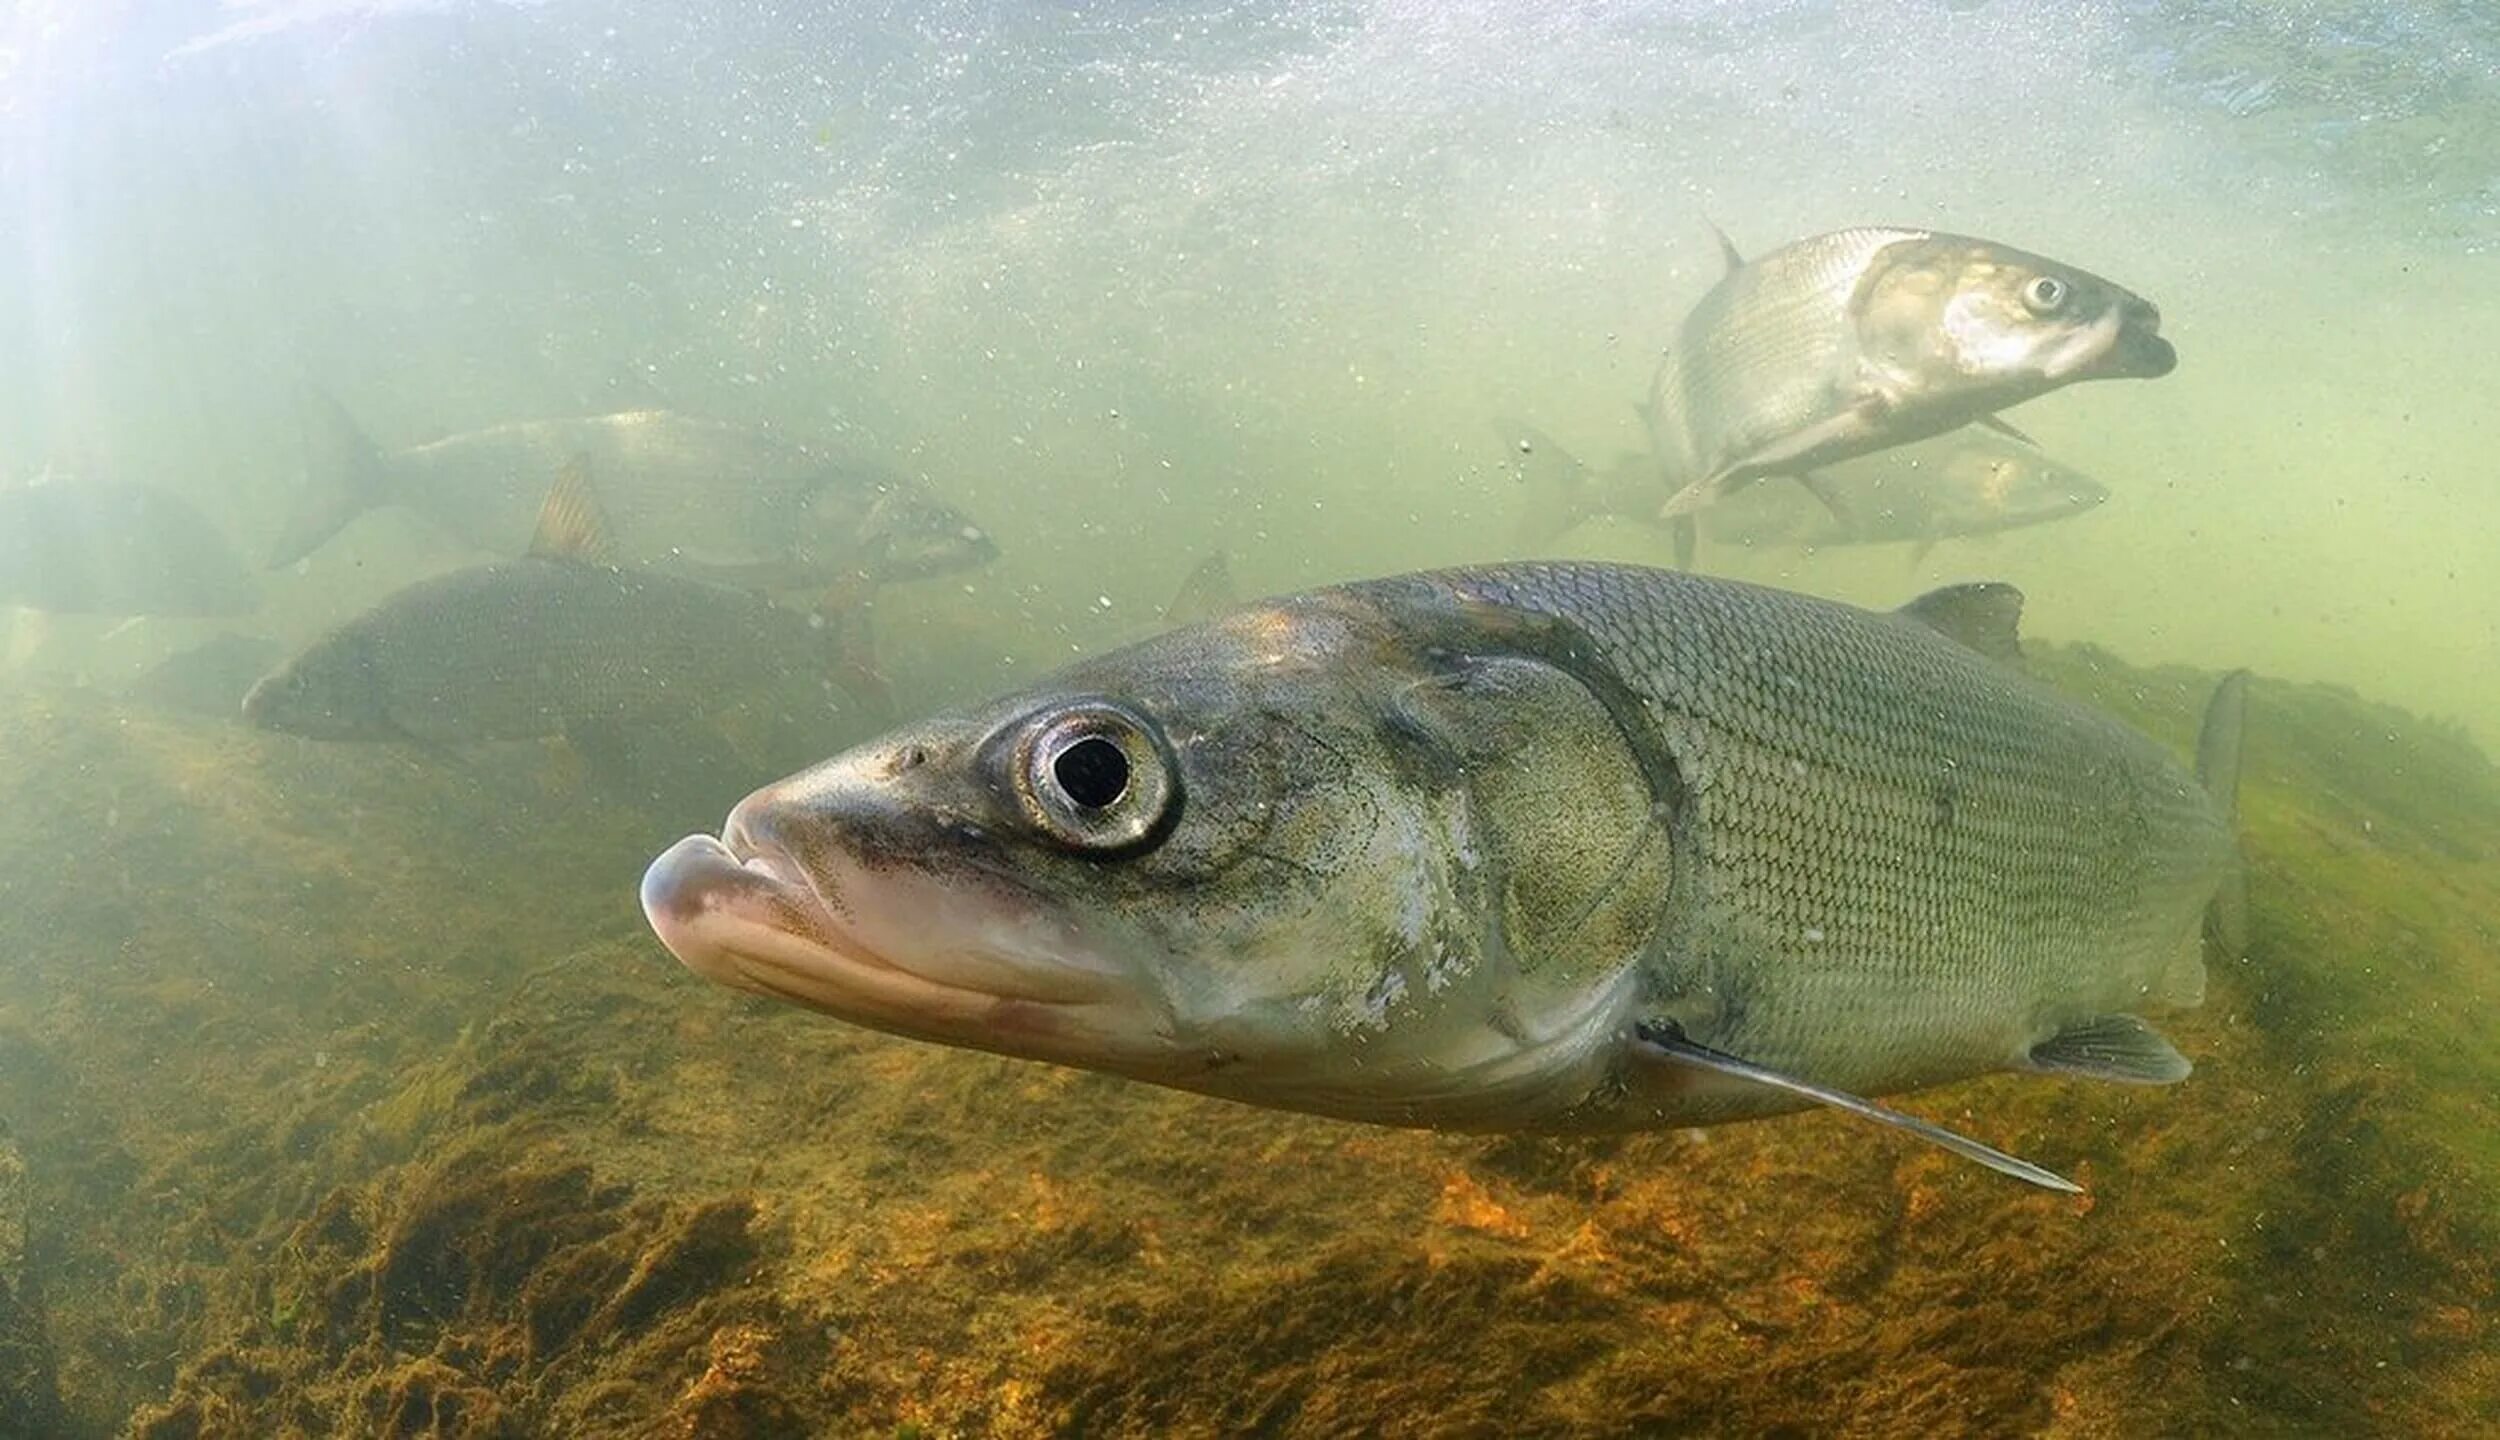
[
  {"xmin": 2097, "ymin": 299, "xmax": 2176, "ymax": 379},
  {"xmin": 639, "ymin": 812, "xmax": 1157, "ymax": 1060}
]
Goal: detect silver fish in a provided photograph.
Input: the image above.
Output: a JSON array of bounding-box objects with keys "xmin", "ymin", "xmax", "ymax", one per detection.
[
  {"xmin": 1645, "ymin": 226, "xmax": 2173, "ymax": 531},
  {"xmin": 267, "ymin": 395, "xmax": 998, "ymax": 590},
  {"xmin": 1504, "ymin": 419, "xmax": 2111, "ymax": 563},
  {"xmin": 642, "ymin": 561, "xmax": 2246, "ymax": 1192}
]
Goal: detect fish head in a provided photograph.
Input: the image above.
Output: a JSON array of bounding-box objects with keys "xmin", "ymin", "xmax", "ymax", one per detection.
[
  {"xmin": 1857, "ymin": 236, "xmax": 2176, "ymax": 407},
  {"xmin": 642, "ymin": 589, "xmax": 1668, "ymax": 1128},
  {"xmin": 239, "ymin": 631, "xmax": 395, "ymax": 740},
  {"xmin": 842, "ymin": 486, "xmax": 999, "ymax": 583}
]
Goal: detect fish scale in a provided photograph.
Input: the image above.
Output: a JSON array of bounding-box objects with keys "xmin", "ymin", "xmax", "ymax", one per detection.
[{"xmin": 1380, "ymin": 561, "xmax": 2231, "ymax": 1110}]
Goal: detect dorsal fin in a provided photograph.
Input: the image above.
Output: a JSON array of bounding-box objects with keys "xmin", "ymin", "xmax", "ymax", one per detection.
[
  {"xmin": 528, "ymin": 453, "xmax": 615, "ymax": 562},
  {"xmin": 1897, "ymin": 582, "xmax": 2023, "ymax": 662},
  {"xmin": 1163, "ymin": 550, "xmax": 1237, "ymax": 626},
  {"xmin": 1703, "ymin": 217, "xmax": 1744, "ymax": 275}
]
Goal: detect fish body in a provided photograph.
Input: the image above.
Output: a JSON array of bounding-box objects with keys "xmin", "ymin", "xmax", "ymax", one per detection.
[
  {"xmin": 1507, "ymin": 421, "xmax": 2109, "ymax": 555},
  {"xmin": 243, "ymin": 557, "xmax": 830, "ymax": 743},
  {"xmin": 1700, "ymin": 433, "xmax": 2109, "ymax": 549},
  {"xmin": 1645, "ymin": 227, "xmax": 2173, "ymax": 521},
  {"xmin": 269, "ymin": 400, "xmax": 998, "ymax": 589},
  {"xmin": 0, "ymin": 479, "xmax": 258, "ymax": 617},
  {"xmin": 246, "ymin": 458, "xmax": 872, "ymax": 745},
  {"xmin": 643, "ymin": 561, "xmax": 2243, "ymax": 1182}
]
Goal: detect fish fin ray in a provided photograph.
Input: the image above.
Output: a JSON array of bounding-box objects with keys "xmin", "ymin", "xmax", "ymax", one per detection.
[
  {"xmin": 528, "ymin": 454, "xmax": 617, "ymax": 563},
  {"xmin": 1972, "ymin": 413, "xmax": 2038, "ymax": 447},
  {"xmin": 1498, "ymin": 419, "xmax": 1593, "ymax": 547},
  {"xmin": 1702, "ymin": 217, "xmax": 1744, "ymax": 275},
  {"xmin": 2026, "ymin": 1015, "xmax": 2191, "ymax": 1084},
  {"xmin": 1631, "ymin": 1022, "xmax": 2082, "ymax": 1193},
  {"xmin": 268, "ymin": 386, "xmax": 391, "ymax": 569},
  {"xmin": 1655, "ymin": 478, "xmax": 1716, "ymax": 520},
  {"xmin": 1162, "ymin": 551, "xmax": 1237, "ymax": 626},
  {"xmin": 1905, "ymin": 536, "xmax": 1938, "ymax": 569},
  {"xmin": 1896, "ymin": 582, "xmax": 2025, "ymax": 662},
  {"xmin": 1792, "ymin": 471, "xmax": 1853, "ymax": 534}
]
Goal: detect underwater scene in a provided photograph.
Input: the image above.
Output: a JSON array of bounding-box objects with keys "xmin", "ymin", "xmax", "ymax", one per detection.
[{"xmin": 2, "ymin": 1, "xmax": 2497, "ymax": 1435}]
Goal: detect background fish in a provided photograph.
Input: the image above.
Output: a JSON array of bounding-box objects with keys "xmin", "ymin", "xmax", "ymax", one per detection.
[
  {"xmin": 267, "ymin": 395, "xmax": 999, "ymax": 591},
  {"xmin": 642, "ymin": 561, "xmax": 2243, "ymax": 1191},
  {"xmin": 1645, "ymin": 226, "xmax": 2173, "ymax": 529},
  {"xmin": 0, "ymin": 478, "xmax": 258, "ymax": 617},
  {"xmin": 246, "ymin": 462, "xmax": 889, "ymax": 814},
  {"xmin": 1702, "ymin": 437, "xmax": 2110, "ymax": 553},
  {"xmin": 1504, "ymin": 419, "xmax": 2111, "ymax": 563}
]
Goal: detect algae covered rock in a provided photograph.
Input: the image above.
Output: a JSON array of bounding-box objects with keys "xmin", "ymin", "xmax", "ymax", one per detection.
[{"xmin": 0, "ymin": 643, "xmax": 2494, "ymax": 1436}]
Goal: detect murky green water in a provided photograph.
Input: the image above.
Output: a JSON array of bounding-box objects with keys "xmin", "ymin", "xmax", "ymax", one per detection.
[{"xmin": 2, "ymin": 4, "xmax": 2494, "ymax": 1435}]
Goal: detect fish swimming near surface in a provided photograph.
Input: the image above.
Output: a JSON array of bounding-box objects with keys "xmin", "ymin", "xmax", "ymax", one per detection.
[
  {"xmin": 246, "ymin": 456, "xmax": 891, "ymax": 769},
  {"xmin": 642, "ymin": 560, "xmax": 2247, "ymax": 1192},
  {"xmin": 1505, "ymin": 418, "xmax": 2110, "ymax": 565},
  {"xmin": 0, "ymin": 476, "xmax": 258, "ymax": 617},
  {"xmin": 1643, "ymin": 225, "xmax": 2173, "ymax": 552},
  {"xmin": 266, "ymin": 394, "xmax": 1000, "ymax": 592}
]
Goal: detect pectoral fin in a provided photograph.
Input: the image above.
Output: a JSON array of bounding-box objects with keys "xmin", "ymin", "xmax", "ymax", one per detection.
[
  {"xmin": 2026, "ymin": 1015, "xmax": 2191, "ymax": 1084},
  {"xmin": 1631, "ymin": 1020, "xmax": 2082, "ymax": 1194},
  {"xmin": 1656, "ymin": 478, "xmax": 1717, "ymax": 521},
  {"xmin": 1790, "ymin": 471, "xmax": 1853, "ymax": 534},
  {"xmin": 1972, "ymin": 413, "xmax": 2038, "ymax": 446}
]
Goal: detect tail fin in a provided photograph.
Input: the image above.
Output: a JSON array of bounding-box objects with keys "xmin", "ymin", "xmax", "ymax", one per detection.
[
  {"xmin": 2197, "ymin": 669, "xmax": 2251, "ymax": 957},
  {"xmin": 266, "ymin": 388, "xmax": 390, "ymax": 569},
  {"xmin": 1498, "ymin": 419, "xmax": 1593, "ymax": 549}
]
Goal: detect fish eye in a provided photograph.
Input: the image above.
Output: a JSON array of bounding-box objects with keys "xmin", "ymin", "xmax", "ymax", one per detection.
[
  {"xmin": 2022, "ymin": 275, "xmax": 2071, "ymax": 315},
  {"xmin": 1015, "ymin": 701, "xmax": 1179, "ymax": 854}
]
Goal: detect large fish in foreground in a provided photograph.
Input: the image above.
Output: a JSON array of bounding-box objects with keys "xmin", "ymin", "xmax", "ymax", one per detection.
[
  {"xmin": 1645, "ymin": 226, "xmax": 2174, "ymax": 539},
  {"xmin": 266, "ymin": 396, "xmax": 998, "ymax": 590},
  {"xmin": 642, "ymin": 561, "xmax": 2247, "ymax": 1192},
  {"xmin": 1506, "ymin": 419, "xmax": 2110, "ymax": 565}
]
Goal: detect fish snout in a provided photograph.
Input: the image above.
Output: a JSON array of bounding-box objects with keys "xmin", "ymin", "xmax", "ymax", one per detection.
[
  {"xmin": 2108, "ymin": 297, "xmax": 2177, "ymax": 378},
  {"xmin": 722, "ymin": 735, "xmax": 965, "ymax": 876}
]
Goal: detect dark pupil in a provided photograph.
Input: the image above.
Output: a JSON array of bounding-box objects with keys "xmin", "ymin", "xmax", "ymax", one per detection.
[
  {"xmin": 2034, "ymin": 279, "xmax": 2062, "ymax": 305},
  {"xmin": 1053, "ymin": 735, "xmax": 1131, "ymax": 810}
]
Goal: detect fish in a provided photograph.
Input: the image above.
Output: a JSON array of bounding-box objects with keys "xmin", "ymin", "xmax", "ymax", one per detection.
[
  {"xmin": 266, "ymin": 394, "xmax": 1000, "ymax": 592},
  {"xmin": 245, "ymin": 456, "xmax": 888, "ymax": 753},
  {"xmin": 1644, "ymin": 225, "xmax": 2173, "ymax": 541},
  {"xmin": 1504, "ymin": 419, "xmax": 2110, "ymax": 565},
  {"xmin": 641, "ymin": 560, "xmax": 2247, "ymax": 1193},
  {"xmin": 0, "ymin": 477, "xmax": 259, "ymax": 617}
]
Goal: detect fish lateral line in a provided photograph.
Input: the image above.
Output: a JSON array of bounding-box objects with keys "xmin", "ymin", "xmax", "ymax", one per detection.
[{"xmin": 1630, "ymin": 1019, "xmax": 2084, "ymax": 1194}]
